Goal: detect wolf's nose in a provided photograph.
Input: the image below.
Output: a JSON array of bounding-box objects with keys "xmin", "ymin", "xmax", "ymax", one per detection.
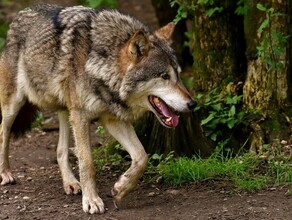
[{"xmin": 187, "ymin": 100, "xmax": 197, "ymax": 110}]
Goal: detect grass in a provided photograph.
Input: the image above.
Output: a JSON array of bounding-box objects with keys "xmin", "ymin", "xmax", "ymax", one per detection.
[
  {"xmin": 92, "ymin": 126, "xmax": 291, "ymax": 192},
  {"xmin": 92, "ymin": 146, "xmax": 291, "ymax": 192},
  {"xmin": 92, "ymin": 147, "xmax": 291, "ymax": 192},
  {"xmin": 156, "ymin": 149, "xmax": 292, "ymax": 192}
]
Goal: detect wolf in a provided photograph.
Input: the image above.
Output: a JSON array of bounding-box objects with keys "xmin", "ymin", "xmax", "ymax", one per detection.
[{"xmin": 0, "ymin": 4, "xmax": 196, "ymax": 214}]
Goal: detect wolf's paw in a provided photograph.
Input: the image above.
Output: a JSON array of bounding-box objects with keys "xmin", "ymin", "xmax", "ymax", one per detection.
[
  {"xmin": 111, "ymin": 175, "xmax": 136, "ymax": 208},
  {"xmin": 64, "ymin": 181, "xmax": 81, "ymax": 195},
  {"xmin": 0, "ymin": 171, "xmax": 15, "ymax": 186},
  {"xmin": 82, "ymin": 195, "xmax": 105, "ymax": 214}
]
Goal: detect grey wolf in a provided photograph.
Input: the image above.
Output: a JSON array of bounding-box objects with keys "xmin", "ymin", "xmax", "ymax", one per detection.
[{"xmin": 0, "ymin": 4, "xmax": 196, "ymax": 214}]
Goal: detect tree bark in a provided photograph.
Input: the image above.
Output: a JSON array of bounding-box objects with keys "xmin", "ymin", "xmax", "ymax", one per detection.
[
  {"xmin": 243, "ymin": 0, "xmax": 292, "ymax": 150},
  {"xmin": 135, "ymin": 112, "xmax": 214, "ymax": 157},
  {"xmin": 151, "ymin": 0, "xmax": 193, "ymax": 67},
  {"xmin": 191, "ymin": 0, "xmax": 246, "ymax": 92}
]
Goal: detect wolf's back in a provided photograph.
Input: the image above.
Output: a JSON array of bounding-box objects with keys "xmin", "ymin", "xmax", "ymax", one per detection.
[{"xmin": 0, "ymin": 5, "xmax": 151, "ymax": 137}]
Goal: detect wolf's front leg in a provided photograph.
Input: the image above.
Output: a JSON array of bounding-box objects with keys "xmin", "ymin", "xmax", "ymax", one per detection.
[
  {"xmin": 102, "ymin": 118, "xmax": 148, "ymax": 207},
  {"xmin": 0, "ymin": 125, "xmax": 14, "ymax": 185},
  {"xmin": 69, "ymin": 110, "xmax": 104, "ymax": 214}
]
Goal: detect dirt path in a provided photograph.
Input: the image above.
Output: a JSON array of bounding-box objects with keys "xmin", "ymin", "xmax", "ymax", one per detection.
[{"xmin": 0, "ymin": 1, "xmax": 292, "ymax": 219}]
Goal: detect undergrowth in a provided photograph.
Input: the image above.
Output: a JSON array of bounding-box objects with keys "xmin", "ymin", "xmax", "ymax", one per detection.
[
  {"xmin": 156, "ymin": 145, "xmax": 292, "ymax": 192},
  {"xmin": 93, "ymin": 134, "xmax": 292, "ymax": 193}
]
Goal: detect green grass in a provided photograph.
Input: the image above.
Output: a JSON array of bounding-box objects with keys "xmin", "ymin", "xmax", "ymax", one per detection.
[
  {"xmin": 156, "ymin": 151, "xmax": 292, "ymax": 191},
  {"xmin": 92, "ymin": 128, "xmax": 291, "ymax": 193}
]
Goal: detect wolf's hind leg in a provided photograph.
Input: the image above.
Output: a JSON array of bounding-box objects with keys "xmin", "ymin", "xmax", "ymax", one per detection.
[
  {"xmin": 102, "ymin": 118, "xmax": 148, "ymax": 207},
  {"xmin": 0, "ymin": 97, "xmax": 26, "ymax": 185},
  {"xmin": 57, "ymin": 110, "xmax": 81, "ymax": 195}
]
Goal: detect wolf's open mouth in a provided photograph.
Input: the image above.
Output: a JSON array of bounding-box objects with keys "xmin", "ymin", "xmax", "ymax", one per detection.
[{"xmin": 148, "ymin": 95, "xmax": 179, "ymax": 127}]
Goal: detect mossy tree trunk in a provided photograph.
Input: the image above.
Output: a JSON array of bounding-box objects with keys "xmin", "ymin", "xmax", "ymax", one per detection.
[
  {"xmin": 243, "ymin": 0, "xmax": 292, "ymax": 151},
  {"xmin": 191, "ymin": 1, "xmax": 246, "ymax": 92}
]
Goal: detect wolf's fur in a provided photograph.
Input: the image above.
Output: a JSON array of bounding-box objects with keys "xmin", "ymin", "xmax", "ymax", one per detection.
[{"xmin": 0, "ymin": 5, "xmax": 196, "ymax": 214}]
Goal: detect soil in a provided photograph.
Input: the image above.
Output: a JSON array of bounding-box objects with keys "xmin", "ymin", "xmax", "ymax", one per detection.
[{"xmin": 1, "ymin": 1, "xmax": 292, "ymax": 220}]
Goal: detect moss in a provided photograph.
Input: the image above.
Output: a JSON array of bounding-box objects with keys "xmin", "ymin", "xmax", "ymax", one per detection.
[{"xmin": 262, "ymin": 118, "xmax": 281, "ymax": 132}]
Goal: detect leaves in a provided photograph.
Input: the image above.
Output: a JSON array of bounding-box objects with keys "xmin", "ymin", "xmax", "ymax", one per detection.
[
  {"xmin": 235, "ymin": 0, "xmax": 248, "ymax": 16},
  {"xmin": 198, "ymin": 88, "xmax": 246, "ymax": 143},
  {"xmin": 0, "ymin": 38, "xmax": 5, "ymax": 51},
  {"xmin": 257, "ymin": 19, "xmax": 269, "ymax": 35},
  {"xmin": 256, "ymin": 3, "xmax": 267, "ymax": 12},
  {"xmin": 86, "ymin": 0, "xmax": 118, "ymax": 9},
  {"xmin": 255, "ymin": 3, "xmax": 288, "ymax": 72},
  {"xmin": 201, "ymin": 113, "xmax": 215, "ymax": 126},
  {"xmin": 206, "ymin": 7, "xmax": 223, "ymax": 17}
]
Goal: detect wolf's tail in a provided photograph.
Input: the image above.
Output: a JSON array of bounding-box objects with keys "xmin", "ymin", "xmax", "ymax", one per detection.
[
  {"xmin": 12, "ymin": 102, "xmax": 39, "ymax": 137},
  {"xmin": 0, "ymin": 101, "xmax": 39, "ymax": 138}
]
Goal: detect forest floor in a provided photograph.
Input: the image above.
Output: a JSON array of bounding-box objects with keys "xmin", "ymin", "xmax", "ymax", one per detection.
[
  {"xmin": 0, "ymin": 0, "xmax": 292, "ymax": 219},
  {"xmin": 0, "ymin": 127, "xmax": 291, "ymax": 220}
]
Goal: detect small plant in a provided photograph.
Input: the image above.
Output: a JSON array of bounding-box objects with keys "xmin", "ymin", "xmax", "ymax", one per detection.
[
  {"xmin": 169, "ymin": 0, "xmax": 223, "ymax": 24},
  {"xmin": 194, "ymin": 83, "xmax": 248, "ymax": 149},
  {"xmin": 256, "ymin": 3, "xmax": 289, "ymax": 71},
  {"xmin": 235, "ymin": 0, "xmax": 248, "ymax": 16},
  {"xmin": 92, "ymin": 143, "xmax": 129, "ymax": 171},
  {"xmin": 32, "ymin": 111, "xmax": 44, "ymax": 128},
  {"xmin": 146, "ymin": 151, "xmax": 174, "ymax": 176},
  {"xmin": 92, "ymin": 125, "xmax": 129, "ymax": 171},
  {"xmin": 258, "ymin": 142, "xmax": 292, "ymax": 187}
]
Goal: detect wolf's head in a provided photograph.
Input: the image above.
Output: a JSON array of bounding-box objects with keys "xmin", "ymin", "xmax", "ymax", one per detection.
[{"xmin": 119, "ymin": 23, "xmax": 196, "ymax": 128}]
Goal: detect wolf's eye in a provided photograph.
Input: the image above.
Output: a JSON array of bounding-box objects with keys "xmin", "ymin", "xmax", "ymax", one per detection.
[{"xmin": 161, "ymin": 73, "xmax": 170, "ymax": 80}]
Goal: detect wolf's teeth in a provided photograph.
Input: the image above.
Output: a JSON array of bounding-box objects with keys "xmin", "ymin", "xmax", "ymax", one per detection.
[
  {"xmin": 154, "ymin": 97, "xmax": 160, "ymax": 104},
  {"xmin": 166, "ymin": 117, "xmax": 172, "ymax": 122}
]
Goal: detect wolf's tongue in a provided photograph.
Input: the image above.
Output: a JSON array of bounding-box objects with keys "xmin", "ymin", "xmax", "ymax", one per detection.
[{"xmin": 159, "ymin": 100, "xmax": 179, "ymax": 127}]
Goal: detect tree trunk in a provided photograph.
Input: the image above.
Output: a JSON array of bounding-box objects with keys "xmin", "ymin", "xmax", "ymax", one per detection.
[
  {"xmin": 191, "ymin": 0, "xmax": 246, "ymax": 92},
  {"xmin": 151, "ymin": 0, "xmax": 193, "ymax": 67},
  {"xmin": 135, "ymin": 112, "xmax": 213, "ymax": 157},
  {"xmin": 243, "ymin": 0, "xmax": 292, "ymax": 150}
]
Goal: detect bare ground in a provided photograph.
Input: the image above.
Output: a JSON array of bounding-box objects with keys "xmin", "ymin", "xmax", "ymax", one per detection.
[{"xmin": 1, "ymin": 1, "xmax": 292, "ymax": 219}]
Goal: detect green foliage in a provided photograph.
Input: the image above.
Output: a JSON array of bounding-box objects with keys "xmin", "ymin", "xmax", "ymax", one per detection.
[
  {"xmin": 235, "ymin": 0, "xmax": 247, "ymax": 15},
  {"xmin": 169, "ymin": 0, "xmax": 223, "ymax": 24},
  {"xmin": 92, "ymin": 142, "xmax": 291, "ymax": 192},
  {"xmin": 0, "ymin": 20, "xmax": 9, "ymax": 52},
  {"xmin": 146, "ymin": 151, "xmax": 174, "ymax": 177},
  {"xmin": 81, "ymin": 0, "xmax": 118, "ymax": 8},
  {"xmin": 32, "ymin": 111, "xmax": 44, "ymax": 128},
  {"xmin": 92, "ymin": 143, "xmax": 129, "ymax": 171},
  {"xmin": 256, "ymin": 3, "xmax": 289, "ymax": 71},
  {"xmin": 92, "ymin": 125, "xmax": 129, "ymax": 171},
  {"xmin": 258, "ymin": 143, "xmax": 292, "ymax": 186},
  {"xmin": 194, "ymin": 83, "xmax": 248, "ymax": 148},
  {"xmin": 157, "ymin": 147, "xmax": 292, "ymax": 191},
  {"xmin": 0, "ymin": 38, "xmax": 5, "ymax": 51},
  {"xmin": 96, "ymin": 125, "xmax": 106, "ymax": 136}
]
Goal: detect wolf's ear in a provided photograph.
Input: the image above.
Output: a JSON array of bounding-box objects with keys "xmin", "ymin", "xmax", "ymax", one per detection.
[
  {"xmin": 127, "ymin": 30, "xmax": 150, "ymax": 62},
  {"xmin": 155, "ymin": 22, "xmax": 175, "ymax": 42}
]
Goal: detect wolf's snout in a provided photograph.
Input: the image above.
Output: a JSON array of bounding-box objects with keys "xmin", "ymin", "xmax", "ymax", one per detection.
[{"xmin": 187, "ymin": 99, "xmax": 197, "ymax": 111}]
